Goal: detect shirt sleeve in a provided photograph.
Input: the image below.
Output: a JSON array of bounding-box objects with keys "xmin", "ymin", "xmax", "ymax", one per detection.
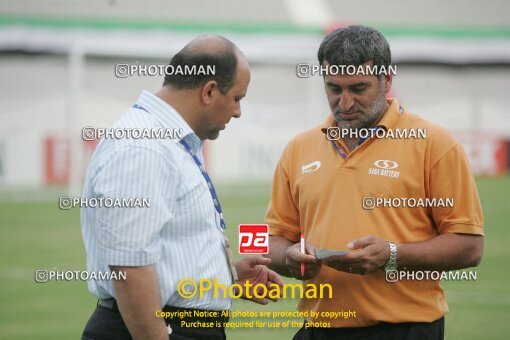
[
  {"xmin": 265, "ymin": 146, "xmax": 301, "ymax": 243},
  {"xmin": 90, "ymin": 145, "xmax": 177, "ymax": 266},
  {"xmin": 428, "ymin": 143, "xmax": 484, "ymax": 235}
]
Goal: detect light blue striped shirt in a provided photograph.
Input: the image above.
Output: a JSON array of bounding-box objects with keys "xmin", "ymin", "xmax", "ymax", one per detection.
[{"xmin": 81, "ymin": 90, "xmax": 233, "ymax": 310}]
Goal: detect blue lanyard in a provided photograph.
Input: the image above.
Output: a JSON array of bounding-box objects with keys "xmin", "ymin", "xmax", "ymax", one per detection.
[
  {"xmin": 179, "ymin": 139, "xmax": 226, "ymax": 230},
  {"xmin": 330, "ymin": 139, "xmax": 348, "ymax": 159},
  {"xmin": 132, "ymin": 103, "xmax": 226, "ymax": 230}
]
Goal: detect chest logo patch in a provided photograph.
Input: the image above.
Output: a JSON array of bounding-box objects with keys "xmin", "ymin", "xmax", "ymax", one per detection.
[
  {"xmin": 302, "ymin": 161, "xmax": 321, "ymax": 174},
  {"xmin": 369, "ymin": 160, "xmax": 400, "ymax": 178}
]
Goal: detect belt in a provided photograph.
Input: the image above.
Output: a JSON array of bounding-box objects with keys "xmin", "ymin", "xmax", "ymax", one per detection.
[{"xmin": 98, "ymin": 299, "xmax": 229, "ymax": 324}]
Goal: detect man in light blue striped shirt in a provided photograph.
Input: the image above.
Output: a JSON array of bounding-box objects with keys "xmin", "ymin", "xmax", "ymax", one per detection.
[{"xmin": 81, "ymin": 36, "xmax": 282, "ymax": 340}]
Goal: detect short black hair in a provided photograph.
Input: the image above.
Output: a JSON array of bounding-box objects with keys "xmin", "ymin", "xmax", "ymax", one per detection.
[
  {"xmin": 163, "ymin": 40, "xmax": 238, "ymax": 94},
  {"xmin": 318, "ymin": 25, "xmax": 391, "ymax": 72}
]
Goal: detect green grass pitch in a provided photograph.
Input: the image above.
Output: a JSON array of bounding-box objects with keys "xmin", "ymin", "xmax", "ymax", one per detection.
[{"xmin": 0, "ymin": 177, "xmax": 508, "ymax": 339}]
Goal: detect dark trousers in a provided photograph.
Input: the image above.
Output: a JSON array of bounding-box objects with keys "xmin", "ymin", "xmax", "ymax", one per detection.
[
  {"xmin": 82, "ymin": 303, "xmax": 227, "ymax": 340},
  {"xmin": 293, "ymin": 317, "xmax": 444, "ymax": 340}
]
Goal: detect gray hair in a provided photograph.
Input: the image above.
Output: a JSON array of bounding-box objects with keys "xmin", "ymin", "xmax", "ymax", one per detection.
[{"xmin": 318, "ymin": 25, "xmax": 391, "ymax": 75}]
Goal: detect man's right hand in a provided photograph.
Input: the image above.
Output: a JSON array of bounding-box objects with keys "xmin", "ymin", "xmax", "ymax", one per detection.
[{"xmin": 285, "ymin": 242, "xmax": 322, "ymax": 280}]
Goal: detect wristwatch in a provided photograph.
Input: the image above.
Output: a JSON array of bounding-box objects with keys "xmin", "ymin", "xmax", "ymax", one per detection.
[{"xmin": 383, "ymin": 242, "xmax": 398, "ymax": 272}]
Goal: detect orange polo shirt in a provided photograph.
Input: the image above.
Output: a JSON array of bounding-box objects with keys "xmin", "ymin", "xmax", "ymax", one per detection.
[{"xmin": 265, "ymin": 98, "xmax": 484, "ymax": 327}]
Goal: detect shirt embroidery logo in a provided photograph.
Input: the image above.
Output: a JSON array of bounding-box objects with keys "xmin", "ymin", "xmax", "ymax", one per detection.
[
  {"xmin": 302, "ymin": 161, "xmax": 321, "ymax": 174},
  {"xmin": 369, "ymin": 160, "xmax": 400, "ymax": 178},
  {"xmin": 374, "ymin": 160, "xmax": 398, "ymax": 169}
]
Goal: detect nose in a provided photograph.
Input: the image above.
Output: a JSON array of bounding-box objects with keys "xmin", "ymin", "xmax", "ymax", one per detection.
[
  {"xmin": 233, "ymin": 103, "xmax": 241, "ymax": 119},
  {"xmin": 339, "ymin": 91, "xmax": 354, "ymax": 113}
]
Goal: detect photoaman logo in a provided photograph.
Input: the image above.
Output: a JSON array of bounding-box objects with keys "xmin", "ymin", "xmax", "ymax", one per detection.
[
  {"xmin": 239, "ymin": 224, "xmax": 269, "ymax": 254},
  {"xmin": 385, "ymin": 270, "xmax": 477, "ymax": 283}
]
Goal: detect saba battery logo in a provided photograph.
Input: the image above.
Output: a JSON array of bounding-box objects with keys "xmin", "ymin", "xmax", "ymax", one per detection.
[{"xmin": 368, "ymin": 160, "xmax": 401, "ymax": 178}]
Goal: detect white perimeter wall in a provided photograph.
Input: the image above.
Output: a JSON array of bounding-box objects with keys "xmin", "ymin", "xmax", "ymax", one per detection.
[{"xmin": 1, "ymin": 55, "xmax": 509, "ymax": 188}]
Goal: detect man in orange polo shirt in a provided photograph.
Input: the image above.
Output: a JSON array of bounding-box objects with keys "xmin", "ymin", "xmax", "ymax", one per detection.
[{"xmin": 265, "ymin": 25, "xmax": 483, "ymax": 340}]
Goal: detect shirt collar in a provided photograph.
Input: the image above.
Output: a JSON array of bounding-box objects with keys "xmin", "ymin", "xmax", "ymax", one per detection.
[
  {"xmin": 134, "ymin": 90, "xmax": 202, "ymax": 151},
  {"xmin": 320, "ymin": 98, "xmax": 403, "ymax": 133},
  {"xmin": 375, "ymin": 98, "xmax": 402, "ymax": 131}
]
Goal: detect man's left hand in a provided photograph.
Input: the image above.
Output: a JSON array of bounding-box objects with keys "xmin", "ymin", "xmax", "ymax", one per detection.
[
  {"xmin": 322, "ymin": 235, "xmax": 390, "ymax": 275},
  {"xmin": 235, "ymin": 256, "xmax": 284, "ymax": 305}
]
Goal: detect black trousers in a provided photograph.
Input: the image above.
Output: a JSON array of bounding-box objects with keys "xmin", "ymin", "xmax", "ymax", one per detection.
[
  {"xmin": 293, "ymin": 317, "xmax": 444, "ymax": 340},
  {"xmin": 82, "ymin": 304, "xmax": 227, "ymax": 340}
]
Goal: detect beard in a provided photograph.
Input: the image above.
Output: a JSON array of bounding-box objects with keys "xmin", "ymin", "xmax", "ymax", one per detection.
[{"xmin": 334, "ymin": 81, "xmax": 387, "ymax": 131}]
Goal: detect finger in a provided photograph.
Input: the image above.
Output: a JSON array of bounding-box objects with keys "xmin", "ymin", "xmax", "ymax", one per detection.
[
  {"xmin": 304, "ymin": 243, "xmax": 317, "ymax": 257},
  {"xmin": 269, "ymin": 282, "xmax": 285, "ymax": 290},
  {"xmin": 250, "ymin": 256, "xmax": 272, "ymax": 266},
  {"xmin": 348, "ymin": 235, "xmax": 378, "ymax": 250},
  {"xmin": 256, "ymin": 285, "xmax": 279, "ymax": 302},
  {"xmin": 287, "ymin": 260, "xmax": 322, "ymax": 273},
  {"xmin": 267, "ymin": 269, "xmax": 285, "ymax": 286},
  {"xmin": 241, "ymin": 255, "xmax": 271, "ymax": 267},
  {"xmin": 266, "ymin": 291, "xmax": 280, "ymax": 302},
  {"xmin": 288, "ymin": 247, "xmax": 319, "ymax": 263},
  {"xmin": 289, "ymin": 262, "xmax": 322, "ymax": 280},
  {"xmin": 256, "ymin": 284, "xmax": 265, "ymax": 296},
  {"xmin": 302, "ymin": 269, "xmax": 321, "ymax": 280}
]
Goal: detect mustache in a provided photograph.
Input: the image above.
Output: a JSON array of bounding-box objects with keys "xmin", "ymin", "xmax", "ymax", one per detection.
[{"xmin": 334, "ymin": 109, "xmax": 365, "ymax": 115}]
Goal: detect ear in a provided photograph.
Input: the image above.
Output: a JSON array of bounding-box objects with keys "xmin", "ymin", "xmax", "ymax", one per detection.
[
  {"xmin": 200, "ymin": 80, "xmax": 219, "ymax": 105},
  {"xmin": 384, "ymin": 74, "xmax": 393, "ymax": 94}
]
